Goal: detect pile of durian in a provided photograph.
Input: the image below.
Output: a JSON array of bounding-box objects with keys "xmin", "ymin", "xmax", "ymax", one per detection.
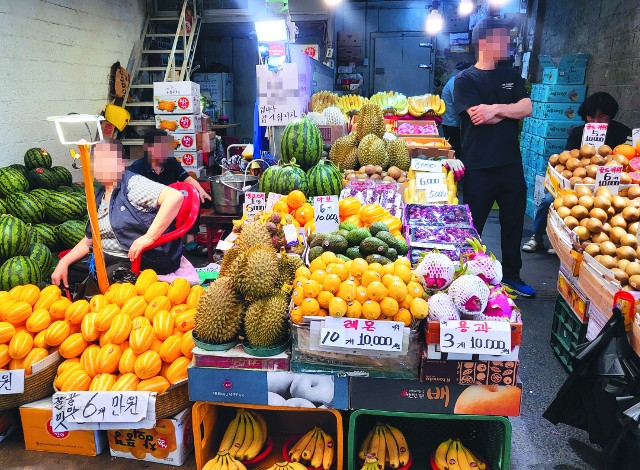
[
  {"xmin": 328, "ymin": 103, "xmax": 411, "ymax": 173},
  {"xmin": 194, "ymin": 220, "xmax": 304, "ymax": 348}
]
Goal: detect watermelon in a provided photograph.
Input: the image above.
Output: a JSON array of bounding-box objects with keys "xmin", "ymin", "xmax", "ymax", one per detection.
[
  {"xmin": 32, "ymin": 223, "xmax": 59, "ymax": 249},
  {"xmin": 8, "ymin": 163, "xmax": 28, "ymax": 178},
  {"xmin": 258, "ymin": 163, "xmax": 281, "ymax": 197},
  {"xmin": 24, "ymin": 148, "xmax": 52, "ymax": 170},
  {"xmin": 0, "ymin": 255, "xmax": 41, "ymax": 290},
  {"xmin": 30, "ymin": 242, "xmax": 53, "ymax": 279},
  {"xmin": 29, "ymin": 188, "xmax": 51, "ymax": 204},
  {"xmin": 6, "ymin": 192, "xmax": 45, "ymax": 224},
  {"xmin": 51, "ymin": 166, "xmax": 73, "ymax": 187},
  {"xmin": 56, "ymin": 185, "xmax": 76, "ymax": 194},
  {"xmin": 281, "ymin": 117, "xmax": 323, "ymax": 171},
  {"xmin": 273, "ymin": 162, "xmax": 309, "ymax": 196},
  {"xmin": 0, "ymin": 198, "xmax": 6, "ymax": 215},
  {"xmin": 0, "ymin": 167, "xmax": 29, "ymax": 197},
  {"xmin": 45, "ymin": 192, "xmax": 86, "ymax": 223},
  {"xmin": 0, "ymin": 215, "xmax": 31, "ymax": 262},
  {"xmin": 57, "ymin": 219, "xmax": 86, "ymax": 249},
  {"xmin": 27, "ymin": 167, "xmax": 59, "ymax": 190},
  {"xmin": 306, "ymin": 158, "xmax": 343, "ymax": 197}
]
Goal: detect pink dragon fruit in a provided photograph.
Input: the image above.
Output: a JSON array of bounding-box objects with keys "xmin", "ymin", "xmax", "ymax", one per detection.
[
  {"xmin": 447, "ymin": 274, "xmax": 490, "ymax": 318},
  {"xmin": 479, "ymin": 284, "xmax": 517, "ymax": 321},
  {"xmin": 415, "ymin": 251, "xmax": 456, "ymax": 291},
  {"xmin": 465, "ymin": 238, "xmax": 503, "ymax": 285},
  {"xmin": 427, "ymin": 292, "xmax": 460, "ymax": 321}
]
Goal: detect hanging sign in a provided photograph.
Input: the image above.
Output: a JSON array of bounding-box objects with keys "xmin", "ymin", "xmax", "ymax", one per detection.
[
  {"xmin": 594, "ymin": 164, "xmax": 622, "ymax": 195},
  {"xmin": 257, "ymin": 64, "xmax": 301, "ymax": 126},
  {"xmin": 439, "ymin": 320, "xmax": 512, "ymax": 355},
  {"xmin": 319, "ymin": 317, "xmax": 404, "ymax": 352},
  {"xmin": 243, "ymin": 191, "xmax": 266, "ymax": 218},
  {"xmin": 581, "ymin": 122, "xmax": 608, "ymax": 148},
  {"xmin": 313, "ymin": 195, "xmax": 339, "ymax": 233},
  {"xmin": 0, "ymin": 369, "xmax": 25, "ymax": 394}
]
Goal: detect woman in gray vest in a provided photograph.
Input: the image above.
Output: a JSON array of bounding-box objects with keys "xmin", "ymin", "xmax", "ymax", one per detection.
[{"xmin": 51, "ymin": 139, "xmax": 185, "ymax": 289}]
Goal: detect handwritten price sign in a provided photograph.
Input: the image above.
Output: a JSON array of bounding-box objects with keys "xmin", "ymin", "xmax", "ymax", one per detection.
[
  {"xmin": 0, "ymin": 369, "xmax": 25, "ymax": 394},
  {"xmin": 440, "ymin": 320, "xmax": 512, "ymax": 355},
  {"xmin": 595, "ymin": 164, "xmax": 622, "ymax": 195},
  {"xmin": 581, "ymin": 122, "xmax": 608, "ymax": 148},
  {"xmin": 243, "ymin": 191, "xmax": 266, "ymax": 219},
  {"xmin": 265, "ymin": 192, "xmax": 285, "ymax": 212},
  {"xmin": 313, "ymin": 195, "xmax": 339, "ymax": 233},
  {"xmin": 411, "ymin": 159, "xmax": 443, "ymax": 173},
  {"xmin": 319, "ymin": 317, "xmax": 404, "ymax": 352}
]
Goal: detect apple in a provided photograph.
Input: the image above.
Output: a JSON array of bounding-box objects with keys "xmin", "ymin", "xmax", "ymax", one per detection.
[{"xmin": 453, "ymin": 385, "xmax": 522, "ymax": 416}]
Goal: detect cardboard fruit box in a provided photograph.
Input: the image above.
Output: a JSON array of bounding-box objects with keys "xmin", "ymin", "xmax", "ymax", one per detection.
[{"xmin": 420, "ymin": 353, "xmax": 519, "ymax": 386}]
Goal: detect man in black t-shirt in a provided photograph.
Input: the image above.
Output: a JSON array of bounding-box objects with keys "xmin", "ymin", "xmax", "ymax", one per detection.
[{"xmin": 454, "ymin": 17, "xmax": 535, "ymax": 297}]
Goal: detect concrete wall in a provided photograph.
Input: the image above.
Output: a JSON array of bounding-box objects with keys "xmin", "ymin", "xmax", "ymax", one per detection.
[
  {"xmin": 0, "ymin": 0, "xmax": 146, "ymax": 172},
  {"xmin": 538, "ymin": 0, "xmax": 640, "ymax": 128}
]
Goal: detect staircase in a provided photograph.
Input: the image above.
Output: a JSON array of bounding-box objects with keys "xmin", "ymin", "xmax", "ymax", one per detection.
[{"xmin": 121, "ymin": 0, "xmax": 202, "ymax": 153}]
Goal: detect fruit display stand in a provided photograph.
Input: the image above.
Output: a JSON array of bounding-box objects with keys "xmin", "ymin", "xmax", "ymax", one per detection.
[
  {"xmin": 348, "ymin": 409, "xmax": 511, "ymax": 470},
  {"xmin": 192, "ymin": 402, "xmax": 343, "ymax": 470}
]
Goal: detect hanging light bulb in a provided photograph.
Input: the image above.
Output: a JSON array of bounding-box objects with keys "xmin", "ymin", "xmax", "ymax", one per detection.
[
  {"xmin": 324, "ymin": 0, "xmax": 343, "ymax": 5},
  {"xmin": 488, "ymin": 0, "xmax": 509, "ymax": 5},
  {"xmin": 458, "ymin": 0, "xmax": 474, "ymax": 15},
  {"xmin": 425, "ymin": 9, "xmax": 444, "ymax": 35}
]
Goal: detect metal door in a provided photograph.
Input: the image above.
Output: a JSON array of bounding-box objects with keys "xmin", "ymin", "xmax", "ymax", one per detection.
[{"xmin": 372, "ymin": 33, "xmax": 435, "ymax": 95}]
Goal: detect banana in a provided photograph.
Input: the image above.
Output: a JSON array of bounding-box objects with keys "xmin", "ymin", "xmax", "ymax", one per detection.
[
  {"xmin": 221, "ymin": 452, "xmax": 231, "ymax": 470},
  {"xmin": 228, "ymin": 411, "xmax": 247, "ymax": 457},
  {"xmin": 361, "ymin": 455, "xmax": 380, "ymax": 470},
  {"xmin": 381, "ymin": 425, "xmax": 400, "ymax": 469},
  {"xmin": 241, "ymin": 410, "xmax": 263, "ymax": 460},
  {"xmin": 302, "ymin": 428, "xmax": 320, "ymax": 461},
  {"xmin": 204, "ymin": 451, "xmax": 232, "ymax": 470},
  {"xmin": 445, "ymin": 439, "xmax": 462, "ymax": 470},
  {"xmin": 289, "ymin": 428, "xmax": 317, "ymax": 462},
  {"xmin": 321, "ymin": 430, "xmax": 334, "ymax": 470},
  {"xmin": 252, "ymin": 410, "xmax": 267, "ymax": 445},
  {"xmin": 375, "ymin": 425, "xmax": 386, "ymax": 470},
  {"xmin": 367, "ymin": 425, "xmax": 380, "ymax": 462},
  {"xmin": 235, "ymin": 411, "xmax": 254, "ymax": 460},
  {"xmin": 358, "ymin": 426, "xmax": 376, "ymax": 461},
  {"xmin": 385, "ymin": 424, "xmax": 409, "ymax": 467},
  {"xmin": 219, "ymin": 412, "xmax": 242, "ymax": 452},
  {"xmin": 230, "ymin": 455, "xmax": 248, "ymax": 470},
  {"xmin": 290, "ymin": 463, "xmax": 310, "ymax": 470},
  {"xmin": 462, "ymin": 444, "xmax": 485, "ymax": 470},
  {"xmin": 433, "ymin": 438, "xmax": 452, "ymax": 469},
  {"xmin": 310, "ymin": 428, "xmax": 326, "ymax": 468},
  {"xmin": 457, "ymin": 442, "xmax": 475, "ymax": 470}
]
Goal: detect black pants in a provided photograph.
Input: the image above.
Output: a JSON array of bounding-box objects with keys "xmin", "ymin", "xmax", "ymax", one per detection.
[
  {"xmin": 462, "ymin": 163, "xmax": 526, "ymax": 280},
  {"xmin": 66, "ymin": 253, "xmax": 133, "ymax": 287},
  {"xmin": 442, "ymin": 125, "xmax": 462, "ymax": 159}
]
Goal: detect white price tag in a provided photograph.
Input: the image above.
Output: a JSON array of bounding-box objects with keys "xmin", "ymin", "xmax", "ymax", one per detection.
[
  {"xmin": 226, "ymin": 232, "xmax": 238, "ymax": 243},
  {"xmin": 52, "ymin": 392, "xmax": 154, "ymax": 431},
  {"xmin": 313, "ymin": 195, "xmax": 339, "ymax": 233},
  {"xmin": 215, "ymin": 239, "xmax": 234, "ymax": 251},
  {"xmin": 425, "ymin": 183, "xmax": 449, "ymax": 203},
  {"xmin": 320, "ymin": 317, "xmax": 404, "ymax": 352},
  {"xmin": 415, "ymin": 172, "xmax": 446, "ymax": 189},
  {"xmin": 243, "ymin": 191, "xmax": 266, "ymax": 218},
  {"xmin": 0, "ymin": 369, "xmax": 25, "ymax": 394},
  {"xmin": 632, "ymin": 128, "xmax": 640, "ymax": 149},
  {"xmin": 581, "ymin": 122, "xmax": 608, "ymax": 148},
  {"xmin": 283, "ymin": 224, "xmax": 299, "ymax": 246},
  {"xmin": 265, "ymin": 192, "xmax": 285, "ymax": 212},
  {"xmin": 440, "ymin": 320, "xmax": 512, "ymax": 355},
  {"xmin": 595, "ymin": 164, "xmax": 622, "ymax": 195},
  {"xmin": 410, "ymin": 159, "xmax": 444, "ymax": 172}
]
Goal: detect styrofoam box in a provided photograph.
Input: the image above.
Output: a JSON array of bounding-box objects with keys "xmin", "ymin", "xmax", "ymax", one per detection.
[{"xmin": 153, "ymin": 81, "xmax": 200, "ymax": 97}]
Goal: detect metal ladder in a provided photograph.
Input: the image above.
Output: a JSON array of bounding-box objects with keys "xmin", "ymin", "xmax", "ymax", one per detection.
[{"xmin": 120, "ymin": 0, "xmax": 201, "ymax": 150}]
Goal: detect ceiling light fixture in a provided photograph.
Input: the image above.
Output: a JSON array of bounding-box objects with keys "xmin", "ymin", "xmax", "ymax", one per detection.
[
  {"xmin": 425, "ymin": 1, "xmax": 443, "ymax": 35},
  {"xmin": 458, "ymin": 0, "xmax": 474, "ymax": 15},
  {"xmin": 324, "ymin": 0, "xmax": 343, "ymax": 5},
  {"xmin": 488, "ymin": 0, "xmax": 509, "ymax": 5}
]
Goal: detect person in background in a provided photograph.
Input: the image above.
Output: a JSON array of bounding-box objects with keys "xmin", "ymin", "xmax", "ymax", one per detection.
[
  {"xmin": 128, "ymin": 129, "xmax": 211, "ymax": 256},
  {"xmin": 440, "ymin": 62, "xmax": 472, "ymax": 159},
  {"xmin": 522, "ymin": 92, "xmax": 632, "ymax": 254},
  {"xmin": 51, "ymin": 139, "xmax": 184, "ymax": 288},
  {"xmin": 454, "ymin": 17, "xmax": 535, "ymax": 298}
]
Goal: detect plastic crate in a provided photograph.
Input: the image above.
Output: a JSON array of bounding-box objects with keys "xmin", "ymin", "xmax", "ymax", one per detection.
[
  {"xmin": 348, "ymin": 409, "xmax": 511, "ymax": 470},
  {"xmin": 551, "ymin": 295, "xmax": 587, "ymax": 353},
  {"xmin": 192, "ymin": 402, "xmax": 344, "ymax": 470},
  {"xmin": 550, "ymin": 332, "xmax": 574, "ymax": 372}
]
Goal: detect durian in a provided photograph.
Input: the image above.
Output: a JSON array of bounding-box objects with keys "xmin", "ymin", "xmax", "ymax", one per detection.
[
  {"xmin": 329, "ymin": 134, "xmax": 359, "ymax": 170},
  {"xmin": 219, "ymin": 246, "xmax": 243, "ymax": 277},
  {"xmin": 231, "ymin": 245, "xmax": 279, "ymax": 302},
  {"xmin": 276, "ymin": 254, "xmax": 305, "ymax": 289},
  {"xmin": 194, "ymin": 276, "xmax": 244, "ymax": 344},
  {"xmin": 237, "ymin": 221, "xmax": 272, "ymax": 250},
  {"xmin": 357, "ymin": 134, "xmax": 389, "ymax": 169},
  {"xmin": 356, "ymin": 103, "xmax": 386, "ymax": 141},
  {"xmin": 244, "ymin": 291, "xmax": 290, "ymax": 346},
  {"xmin": 387, "ymin": 138, "xmax": 410, "ymax": 171}
]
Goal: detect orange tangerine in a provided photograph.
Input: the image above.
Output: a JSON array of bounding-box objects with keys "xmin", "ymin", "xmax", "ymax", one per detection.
[
  {"xmin": 309, "ymin": 257, "xmax": 327, "ymax": 273},
  {"xmin": 367, "ymin": 263, "xmax": 384, "ymax": 275},
  {"xmin": 302, "ymin": 280, "xmax": 322, "ymax": 299},
  {"xmin": 394, "ymin": 257, "xmax": 412, "ymax": 268},
  {"xmin": 355, "ymin": 286, "xmax": 368, "ymax": 303},
  {"xmin": 329, "ymin": 297, "xmax": 348, "ymax": 317},
  {"xmin": 410, "ymin": 297, "xmax": 429, "ymax": 320},
  {"xmin": 292, "ymin": 288, "xmax": 305, "ymax": 306},
  {"xmin": 393, "ymin": 308, "xmax": 413, "ymax": 327},
  {"xmin": 345, "ymin": 275, "xmax": 360, "ymax": 287},
  {"xmin": 366, "ymin": 281, "xmax": 388, "ymax": 302},
  {"xmin": 326, "ymin": 263, "xmax": 349, "ymax": 281},
  {"xmin": 380, "ymin": 297, "xmax": 399, "ymax": 318},
  {"xmin": 394, "ymin": 265, "xmax": 413, "ymax": 284},
  {"xmin": 346, "ymin": 300, "xmax": 362, "ymax": 318},
  {"xmin": 407, "ymin": 281, "xmax": 425, "ymax": 299},
  {"xmin": 295, "ymin": 266, "xmax": 311, "ymax": 278},
  {"xmin": 322, "ymin": 274, "xmax": 342, "ymax": 294},
  {"xmin": 287, "ymin": 190, "xmax": 307, "ymax": 210},
  {"xmin": 317, "ymin": 308, "xmax": 328, "ymax": 317},
  {"xmin": 300, "ymin": 297, "xmax": 320, "ymax": 316},
  {"xmin": 290, "ymin": 306, "xmax": 304, "ymax": 324},
  {"xmin": 362, "ymin": 300, "xmax": 381, "ymax": 320},
  {"xmin": 399, "ymin": 294, "xmax": 413, "ymax": 311},
  {"xmin": 361, "ymin": 270, "xmax": 381, "ymax": 287},
  {"xmin": 613, "ymin": 144, "xmax": 637, "ymax": 159},
  {"xmin": 317, "ymin": 291, "xmax": 334, "ymax": 310},
  {"xmin": 338, "ymin": 281, "xmax": 358, "ymax": 302},
  {"xmin": 382, "ymin": 263, "xmax": 396, "ymax": 276},
  {"xmin": 295, "ymin": 203, "xmax": 314, "ymax": 225},
  {"xmin": 304, "ymin": 220, "xmax": 315, "ymax": 234},
  {"xmin": 320, "ymin": 251, "xmax": 338, "ymax": 265},
  {"xmin": 310, "ymin": 270, "xmax": 328, "ymax": 285},
  {"xmin": 382, "ymin": 274, "xmax": 402, "ymax": 288},
  {"xmin": 388, "ymin": 281, "xmax": 409, "ymax": 302},
  {"xmin": 272, "ymin": 200, "xmax": 290, "ymax": 213},
  {"xmin": 293, "ymin": 276, "xmax": 309, "ymax": 289}
]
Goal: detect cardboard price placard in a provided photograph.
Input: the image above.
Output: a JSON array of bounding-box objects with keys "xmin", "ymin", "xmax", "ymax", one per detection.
[
  {"xmin": 425, "ymin": 183, "xmax": 449, "ymax": 203},
  {"xmin": 595, "ymin": 164, "xmax": 622, "ymax": 195},
  {"xmin": 319, "ymin": 317, "xmax": 404, "ymax": 352},
  {"xmin": 633, "ymin": 128, "xmax": 640, "ymax": 149},
  {"xmin": 581, "ymin": 122, "xmax": 608, "ymax": 148},
  {"xmin": 0, "ymin": 369, "xmax": 25, "ymax": 394},
  {"xmin": 265, "ymin": 192, "xmax": 285, "ymax": 212},
  {"xmin": 243, "ymin": 191, "xmax": 266, "ymax": 219},
  {"xmin": 439, "ymin": 320, "xmax": 512, "ymax": 355},
  {"xmin": 410, "ymin": 159, "xmax": 443, "ymax": 173},
  {"xmin": 415, "ymin": 172, "xmax": 446, "ymax": 189},
  {"xmin": 313, "ymin": 195, "xmax": 339, "ymax": 233}
]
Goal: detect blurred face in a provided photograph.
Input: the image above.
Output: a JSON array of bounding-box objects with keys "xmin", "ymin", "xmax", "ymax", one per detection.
[
  {"xmin": 92, "ymin": 141, "xmax": 125, "ymax": 184},
  {"xmin": 145, "ymin": 135, "xmax": 174, "ymax": 165},
  {"xmin": 586, "ymin": 111, "xmax": 611, "ymax": 124},
  {"xmin": 480, "ymin": 28, "xmax": 510, "ymax": 62}
]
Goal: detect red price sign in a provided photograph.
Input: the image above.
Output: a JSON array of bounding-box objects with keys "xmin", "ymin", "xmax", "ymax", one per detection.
[
  {"xmin": 181, "ymin": 135, "xmax": 194, "ymax": 147},
  {"xmin": 179, "ymin": 116, "xmax": 191, "ymax": 129},
  {"xmin": 177, "ymin": 97, "xmax": 190, "ymax": 110},
  {"xmin": 304, "ymin": 46, "xmax": 317, "ymax": 58},
  {"xmin": 182, "ymin": 153, "xmax": 195, "ymax": 166}
]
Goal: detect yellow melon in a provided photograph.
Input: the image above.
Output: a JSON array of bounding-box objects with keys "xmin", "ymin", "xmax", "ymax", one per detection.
[{"xmin": 134, "ymin": 350, "xmax": 162, "ymax": 380}]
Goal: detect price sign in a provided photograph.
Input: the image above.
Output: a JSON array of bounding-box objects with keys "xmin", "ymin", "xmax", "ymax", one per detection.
[
  {"xmin": 410, "ymin": 159, "xmax": 444, "ymax": 173},
  {"xmin": 415, "ymin": 172, "xmax": 446, "ymax": 189},
  {"xmin": 581, "ymin": 122, "xmax": 608, "ymax": 148},
  {"xmin": 0, "ymin": 369, "xmax": 25, "ymax": 394},
  {"xmin": 313, "ymin": 195, "xmax": 339, "ymax": 233},
  {"xmin": 243, "ymin": 191, "xmax": 266, "ymax": 219},
  {"xmin": 177, "ymin": 96, "xmax": 190, "ymax": 110},
  {"xmin": 440, "ymin": 320, "xmax": 512, "ymax": 355},
  {"xmin": 51, "ymin": 391, "xmax": 155, "ymax": 431},
  {"xmin": 319, "ymin": 317, "xmax": 404, "ymax": 352},
  {"xmin": 179, "ymin": 116, "xmax": 192, "ymax": 130},
  {"xmin": 633, "ymin": 128, "xmax": 640, "ymax": 149},
  {"xmin": 265, "ymin": 192, "xmax": 285, "ymax": 212},
  {"xmin": 595, "ymin": 164, "xmax": 622, "ymax": 195},
  {"xmin": 425, "ymin": 183, "xmax": 449, "ymax": 203}
]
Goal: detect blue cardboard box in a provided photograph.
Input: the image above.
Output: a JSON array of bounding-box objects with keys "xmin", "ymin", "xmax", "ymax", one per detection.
[
  {"xmin": 539, "ymin": 54, "xmax": 589, "ymax": 85},
  {"xmin": 188, "ymin": 367, "xmax": 349, "ymax": 410},
  {"xmin": 533, "ymin": 102, "xmax": 583, "ymax": 121},
  {"xmin": 532, "ymin": 119, "xmax": 580, "ymax": 139},
  {"xmin": 530, "ymin": 137, "xmax": 566, "ymax": 156},
  {"xmin": 531, "ymin": 84, "xmax": 587, "ymax": 103}
]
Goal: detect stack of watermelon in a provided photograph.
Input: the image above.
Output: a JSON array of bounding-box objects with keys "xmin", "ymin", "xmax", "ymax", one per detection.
[{"xmin": 0, "ymin": 148, "xmax": 89, "ymax": 289}]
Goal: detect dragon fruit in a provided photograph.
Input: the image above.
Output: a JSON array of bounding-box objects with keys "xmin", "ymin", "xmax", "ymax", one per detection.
[
  {"xmin": 478, "ymin": 284, "xmax": 517, "ymax": 321},
  {"xmin": 427, "ymin": 293, "xmax": 460, "ymax": 321},
  {"xmin": 465, "ymin": 238, "xmax": 503, "ymax": 285},
  {"xmin": 415, "ymin": 251, "xmax": 456, "ymax": 290},
  {"xmin": 447, "ymin": 274, "xmax": 490, "ymax": 318}
]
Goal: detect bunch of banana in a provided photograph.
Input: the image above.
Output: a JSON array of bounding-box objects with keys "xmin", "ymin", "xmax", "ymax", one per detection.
[
  {"xmin": 288, "ymin": 426, "xmax": 334, "ymax": 470},
  {"xmin": 360, "ymin": 455, "xmax": 381, "ymax": 470},
  {"xmin": 203, "ymin": 451, "xmax": 248, "ymax": 470},
  {"xmin": 369, "ymin": 91, "xmax": 408, "ymax": 116},
  {"xmin": 218, "ymin": 409, "xmax": 268, "ymax": 461},
  {"xmin": 407, "ymin": 94, "xmax": 446, "ymax": 117},
  {"xmin": 265, "ymin": 462, "xmax": 308, "ymax": 470},
  {"xmin": 433, "ymin": 438, "xmax": 486, "ymax": 470},
  {"xmin": 311, "ymin": 91, "xmax": 339, "ymax": 113},
  {"xmin": 357, "ymin": 422, "xmax": 409, "ymax": 470},
  {"xmin": 337, "ymin": 94, "xmax": 369, "ymax": 115},
  {"xmin": 403, "ymin": 168, "xmax": 458, "ymax": 205}
]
